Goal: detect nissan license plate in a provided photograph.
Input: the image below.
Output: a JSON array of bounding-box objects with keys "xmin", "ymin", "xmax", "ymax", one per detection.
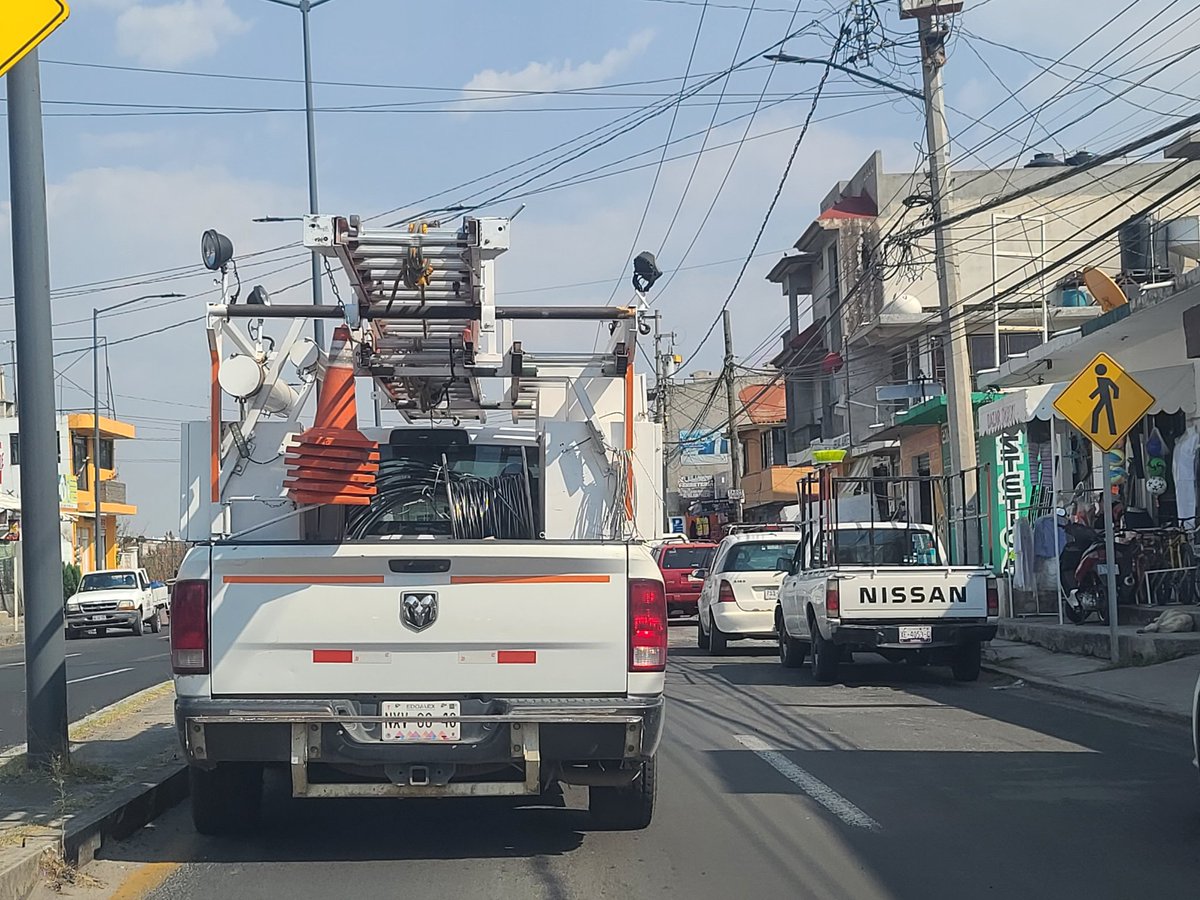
[
  {"xmin": 765, "ymin": 588, "xmax": 779, "ymax": 602},
  {"xmin": 381, "ymin": 701, "xmax": 461, "ymax": 743},
  {"xmin": 899, "ymin": 625, "xmax": 932, "ymax": 643}
]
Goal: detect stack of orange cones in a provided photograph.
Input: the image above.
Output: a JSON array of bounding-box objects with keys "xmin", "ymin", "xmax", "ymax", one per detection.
[{"xmin": 284, "ymin": 325, "xmax": 380, "ymax": 506}]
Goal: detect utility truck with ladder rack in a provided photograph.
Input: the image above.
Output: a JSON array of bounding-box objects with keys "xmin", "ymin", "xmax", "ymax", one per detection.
[{"xmin": 172, "ymin": 215, "xmax": 667, "ymax": 833}]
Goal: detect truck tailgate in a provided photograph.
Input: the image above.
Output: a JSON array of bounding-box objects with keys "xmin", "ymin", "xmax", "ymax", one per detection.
[
  {"xmin": 208, "ymin": 543, "xmax": 631, "ymax": 696},
  {"xmin": 838, "ymin": 568, "xmax": 989, "ymax": 620}
]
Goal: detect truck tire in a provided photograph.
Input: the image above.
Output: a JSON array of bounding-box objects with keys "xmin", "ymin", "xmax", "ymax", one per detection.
[
  {"xmin": 148, "ymin": 610, "xmax": 162, "ymax": 634},
  {"xmin": 131, "ymin": 613, "xmax": 145, "ymax": 636},
  {"xmin": 589, "ymin": 756, "xmax": 656, "ymax": 830},
  {"xmin": 777, "ymin": 612, "xmax": 805, "ymax": 668},
  {"xmin": 696, "ymin": 618, "xmax": 710, "ymax": 650},
  {"xmin": 951, "ymin": 642, "xmax": 982, "ymax": 682},
  {"xmin": 189, "ymin": 763, "xmax": 263, "ymax": 836},
  {"xmin": 809, "ymin": 616, "xmax": 838, "ymax": 683}
]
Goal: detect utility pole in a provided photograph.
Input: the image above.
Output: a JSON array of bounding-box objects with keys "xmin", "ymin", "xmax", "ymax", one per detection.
[
  {"xmin": 723, "ymin": 310, "xmax": 743, "ymax": 523},
  {"xmin": 912, "ymin": 4, "xmax": 977, "ymax": 560},
  {"xmin": 7, "ymin": 51, "xmax": 69, "ymax": 767}
]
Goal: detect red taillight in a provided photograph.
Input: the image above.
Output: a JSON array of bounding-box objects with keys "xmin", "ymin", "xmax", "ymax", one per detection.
[
  {"xmin": 825, "ymin": 580, "xmax": 840, "ymax": 617},
  {"xmin": 171, "ymin": 579, "xmax": 210, "ymax": 675},
  {"xmin": 986, "ymin": 577, "xmax": 999, "ymax": 617},
  {"xmin": 718, "ymin": 580, "xmax": 737, "ymax": 603},
  {"xmin": 629, "ymin": 579, "xmax": 667, "ymax": 672}
]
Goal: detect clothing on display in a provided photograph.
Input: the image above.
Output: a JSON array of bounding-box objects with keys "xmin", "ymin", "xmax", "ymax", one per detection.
[
  {"xmin": 1032, "ymin": 514, "xmax": 1066, "ymax": 558},
  {"xmin": 1173, "ymin": 425, "xmax": 1199, "ymax": 528},
  {"xmin": 1012, "ymin": 516, "xmax": 1037, "ymax": 592}
]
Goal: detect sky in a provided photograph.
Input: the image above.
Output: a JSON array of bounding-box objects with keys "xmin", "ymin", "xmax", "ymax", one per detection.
[{"xmin": 1, "ymin": 0, "xmax": 1198, "ymax": 534}]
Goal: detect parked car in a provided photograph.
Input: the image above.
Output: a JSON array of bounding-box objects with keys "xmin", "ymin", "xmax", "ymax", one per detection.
[
  {"xmin": 654, "ymin": 542, "xmax": 715, "ymax": 617},
  {"xmin": 65, "ymin": 568, "xmax": 168, "ymax": 638},
  {"xmin": 696, "ymin": 530, "xmax": 801, "ymax": 654}
]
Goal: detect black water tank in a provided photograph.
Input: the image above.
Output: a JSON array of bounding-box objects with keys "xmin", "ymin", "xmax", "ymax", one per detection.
[
  {"xmin": 1025, "ymin": 152, "xmax": 1066, "ymax": 168},
  {"xmin": 1066, "ymin": 150, "xmax": 1096, "ymax": 166},
  {"xmin": 1120, "ymin": 216, "xmax": 1155, "ymax": 274}
]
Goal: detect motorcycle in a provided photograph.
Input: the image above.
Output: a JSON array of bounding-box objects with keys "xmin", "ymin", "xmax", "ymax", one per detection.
[{"xmin": 1064, "ymin": 527, "xmax": 1143, "ymax": 625}]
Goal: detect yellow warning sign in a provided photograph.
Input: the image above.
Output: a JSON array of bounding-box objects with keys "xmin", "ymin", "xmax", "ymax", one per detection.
[
  {"xmin": 1053, "ymin": 352, "xmax": 1155, "ymax": 451},
  {"xmin": 1, "ymin": 1, "xmax": 70, "ymax": 79}
]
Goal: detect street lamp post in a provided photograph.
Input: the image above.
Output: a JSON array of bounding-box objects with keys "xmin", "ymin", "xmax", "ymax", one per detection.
[
  {"xmin": 92, "ymin": 293, "xmax": 182, "ymax": 570},
  {"xmin": 257, "ymin": 0, "xmax": 340, "ymax": 347}
]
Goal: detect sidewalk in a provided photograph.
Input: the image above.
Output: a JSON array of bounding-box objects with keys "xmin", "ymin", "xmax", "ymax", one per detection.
[
  {"xmin": 983, "ymin": 638, "xmax": 1200, "ymax": 724},
  {"xmin": 0, "ymin": 683, "xmax": 184, "ymax": 898},
  {"xmin": 0, "ymin": 614, "xmax": 19, "ymax": 650}
]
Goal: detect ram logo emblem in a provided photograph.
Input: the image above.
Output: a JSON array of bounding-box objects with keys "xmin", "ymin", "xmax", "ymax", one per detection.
[{"xmin": 401, "ymin": 592, "xmax": 438, "ymax": 632}]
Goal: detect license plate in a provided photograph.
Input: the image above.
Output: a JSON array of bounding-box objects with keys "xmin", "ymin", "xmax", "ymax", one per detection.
[
  {"xmin": 1095, "ymin": 564, "xmax": 1110, "ymax": 575},
  {"xmin": 381, "ymin": 701, "xmax": 461, "ymax": 743},
  {"xmin": 89, "ymin": 615, "xmax": 104, "ymax": 622},
  {"xmin": 899, "ymin": 625, "xmax": 932, "ymax": 643},
  {"xmin": 765, "ymin": 588, "xmax": 778, "ymax": 602}
]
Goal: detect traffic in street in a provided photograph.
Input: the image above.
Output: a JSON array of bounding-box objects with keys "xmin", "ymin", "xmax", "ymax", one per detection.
[{"xmin": 74, "ymin": 626, "xmax": 1200, "ymax": 900}]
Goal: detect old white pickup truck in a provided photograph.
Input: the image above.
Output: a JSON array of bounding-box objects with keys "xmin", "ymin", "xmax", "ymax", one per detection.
[
  {"xmin": 65, "ymin": 568, "xmax": 168, "ymax": 638},
  {"xmin": 775, "ymin": 521, "xmax": 997, "ymax": 682}
]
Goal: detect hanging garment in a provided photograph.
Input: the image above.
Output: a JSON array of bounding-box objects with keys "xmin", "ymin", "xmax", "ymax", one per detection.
[
  {"xmin": 1012, "ymin": 516, "xmax": 1037, "ymax": 592},
  {"xmin": 1032, "ymin": 514, "xmax": 1066, "ymax": 559},
  {"xmin": 1174, "ymin": 426, "xmax": 1199, "ymax": 527}
]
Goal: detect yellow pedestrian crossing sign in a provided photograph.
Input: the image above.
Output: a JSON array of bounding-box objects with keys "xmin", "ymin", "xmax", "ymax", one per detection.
[
  {"xmin": 1053, "ymin": 352, "xmax": 1155, "ymax": 451},
  {"xmin": 1, "ymin": 1, "xmax": 70, "ymax": 79}
]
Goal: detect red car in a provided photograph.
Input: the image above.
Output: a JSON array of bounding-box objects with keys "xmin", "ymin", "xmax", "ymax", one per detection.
[{"xmin": 654, "ymin": 542, "xmax": 717, "ymax": 617}]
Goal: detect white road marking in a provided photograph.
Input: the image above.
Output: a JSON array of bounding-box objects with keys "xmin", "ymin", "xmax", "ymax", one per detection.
[
  {"xmin": 67, "ymin": 667, "xmax": 134, "ymax": 685},
  {"xmin": 1, "ymin": 653, "xmax": 81, "ymax": 669},
  {"xmin": 734, "ymin": 733, "xmax": 881, "ymax": 831}
]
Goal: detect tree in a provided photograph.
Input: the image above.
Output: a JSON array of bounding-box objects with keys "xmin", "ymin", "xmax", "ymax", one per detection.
[{"xmin": 62, "ymin": 563, "xmax": 81, "ymax": 603}]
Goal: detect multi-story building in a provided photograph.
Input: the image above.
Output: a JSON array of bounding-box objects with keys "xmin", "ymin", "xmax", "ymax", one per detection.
[
  {"xmin": 767, "ymin": 149, "xmax": 1200, "ymax": 478},
  {"xmin": 0, "ymin": 411, "xmax": 138, "ymax": 571},
  {"xmin": 735, "ymin": 382, "xmax": 811, "ymax": 522}
]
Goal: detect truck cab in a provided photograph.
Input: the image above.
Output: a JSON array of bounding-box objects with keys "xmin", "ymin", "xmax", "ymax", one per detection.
[{"xmin": 66, "ymin": 567, "xmax": 165, "ymax": 638}]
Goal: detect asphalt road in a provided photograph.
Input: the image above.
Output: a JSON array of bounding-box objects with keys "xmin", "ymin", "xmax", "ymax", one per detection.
[
  {"xmin": 0, "ymin": 626, "xmax": 171, "ymax": 750},
  {"xmin": 74, "ymin": 625, "xmax": 1200, "ymax": 899}
]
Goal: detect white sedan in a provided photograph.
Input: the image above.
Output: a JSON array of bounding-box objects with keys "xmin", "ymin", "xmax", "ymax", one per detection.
[{"xmin": 696, "ymin": 532, "xmax": 801, "ymax": 655}]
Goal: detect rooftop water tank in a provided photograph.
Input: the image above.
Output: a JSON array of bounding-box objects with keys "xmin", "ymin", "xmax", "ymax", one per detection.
[{"xmin": 1025, "ymin": 152, "xmax": 1067, "ymax": 168}]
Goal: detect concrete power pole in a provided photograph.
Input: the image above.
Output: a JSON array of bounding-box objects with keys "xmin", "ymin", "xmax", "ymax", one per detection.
[
  {"xmin": 915, "ymin": 8, "xmax": 977, "ymax": 559},
  {"xmin": 6, "ymin": 52, "xmax": 69, "ymax": 767},
  {"xmin": 723, "ymin": 310, "xmax": 744, "ymax": 523}
]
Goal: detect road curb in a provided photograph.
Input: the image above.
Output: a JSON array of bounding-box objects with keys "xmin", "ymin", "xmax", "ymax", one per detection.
[
  {"xmin": 0, "ymin": 633, "xmax": 20, "ymax": 650},
  {"xmin": 65, "ymin": 765, "xmax": 188, "ymax": 867},
  {"xmin": 982, "ymin": 660, "xmax": 1192, "ymax": 726}
]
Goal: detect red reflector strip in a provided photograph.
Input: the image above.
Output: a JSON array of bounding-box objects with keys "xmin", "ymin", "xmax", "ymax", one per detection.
[
  {"xmin": 497, "ymin": 650, "xmax": 537, "ymax": 664},
  {"xmin": 225, "ymin": 575, "xmax": 385, "ymax": 585},
  {"xmin": 450, "ymin": 575, "xmax": 610, "ymax": 585},
  {"xmin": 312, "ymin": 649, "xmax": 354, "ymax": 663}
]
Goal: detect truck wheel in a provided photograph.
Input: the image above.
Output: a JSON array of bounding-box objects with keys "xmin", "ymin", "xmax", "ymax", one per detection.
[
  {"xmin": 696, "ymin": 617, "xmax": 710, "ymax": 650},
  {"xmin": 709, "ymin": 619, "xmax": 729, "ymax": 655},
  {"xmin": 777, "ymin": 612, "xmax": 805, "ymax": 669},
  {"xmin": 131, "ymin": 614, "xmax": 145, "ymax": 636},
  {"xmin": 589, "ymin": 756, "xmax": 656, "ymax": 830},
  {"xmin": 189, "ymin": 763, "xmax": 263, "ymax": 836},
  {"xmin": 809, "ymin": 618, "xmax": 839, "ymax": 683},
  {"xmin": 148, "ymin": 610, "xmax": 162, "ymax": 634},
  {"xmin": 951, "ymin": 642, "xmax": 983, "ymax": 682}
]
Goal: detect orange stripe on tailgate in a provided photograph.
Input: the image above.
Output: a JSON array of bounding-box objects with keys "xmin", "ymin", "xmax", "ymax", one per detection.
[
  {"xmin": 312, "ymin": 649, "xmax": 353, "ymax": 663},
  {"xmin": 497, "ymin": 650, "xmax": 537, "ymax": 664},
  {"xmin": 223, "ymin": 574, "xmax": 386, "ymax": 585},
  {"xmin": 450, "ymin": 575, "xmax": 611, "ymax": 585}
]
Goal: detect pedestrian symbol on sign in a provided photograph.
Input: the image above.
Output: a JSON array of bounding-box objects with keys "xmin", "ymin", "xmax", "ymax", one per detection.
[{"xmin": 1089, "ymin": 363, "xmax": 1119, "ymax": 436}]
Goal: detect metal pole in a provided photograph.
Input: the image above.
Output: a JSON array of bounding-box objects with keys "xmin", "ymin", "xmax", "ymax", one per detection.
[
  {"xmin": 1052, "ymin": 417, "xmax": 1065, "ymax": 625},
  {"xmin": 723, "ymin": 310, "xmax": 743, "ymax": 523},
  {"xmin": 301, "ymin": 0, "xmax": 325, "ymax": 348},
  {"xmin": 8, "ymin": 340, "xmax": 16, "ymax": 411},
  {"xmin": 1102, "ymin": 481, "xmax": 1121, "ymax": 661},
  {"xmin": 93, "ymin": 309, "xmax": 104, "ymax": 572},
  {"xmin": 7, "ymin": 52, "xmax": 69, "ymax": 766},
  {"xmin": 919, "ymin": 15, "xmax": 978, "ymax": 558}
]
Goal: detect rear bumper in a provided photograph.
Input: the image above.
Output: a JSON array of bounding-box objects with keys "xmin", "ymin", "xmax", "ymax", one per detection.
[
  {"xmin": 66, "ymin": 611, "xmax": 139, "ymax": 630},
  {"xmin": 667, "ymin": 592, "xmax": 700, "ymax": 613},
  {"xmin": 176, "ymin": 694, "xmax": 665, "ymax": 771},
  {"xmin": 711, "ymin": 604, "xmax": 775, "ymax": 638},
  {"xmin": 831, "ymin": 621, "xmax": 997, "ymax": 649}
]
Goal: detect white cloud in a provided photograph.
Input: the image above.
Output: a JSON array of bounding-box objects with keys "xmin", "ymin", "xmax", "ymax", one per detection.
[
  {"xmin": 464, "ymin": 30, "xmax": 655, "ymax": 95},
  {"xmin": 112, "ymin": 0, "xmax": 250, "ymax": 66}
]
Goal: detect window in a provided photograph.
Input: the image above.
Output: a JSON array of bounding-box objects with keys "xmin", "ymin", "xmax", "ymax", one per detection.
[
  {"xmin": 833, "ymin": 528, "xmax": 941, "ymax": 566},
  {"xmin": 99, "ymin": 438, "xmax": 114, "ymax": 470},
  {"xmin": 8, "ymin": 434, "xmax": 17, "ymax": 467},
  {"xmin": 740, "ymin": 441, "xmax": 750, "ymax": 477},
  {"xmin": 79, "ymin": 572, "xmax": 137, "ymax": 591},
  {"xmin": 73, "ymin": 435, "xmax": 89, "ymax": 489},
  {"xmin": 760, "ymin": 434, "xmax": 771, "ymax": 471},
  {"xmin": 771, "ymin": 427, "xmax": 787, "ymax": 467},
  {"xmin": 827, "ymin": 245, "xmax": 840, "ymax": 299},
  {"xmin": 660, "ymin": 547, "xmax": 714, "ymax": 571},
  {"xmin": 722, "ymin": 541, "xmax": 800, "ymax": 573}
]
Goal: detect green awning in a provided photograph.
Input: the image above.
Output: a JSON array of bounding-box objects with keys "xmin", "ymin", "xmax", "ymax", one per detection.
[{"xmin": 892, "ymin": 392, "xmax": 999, "ymax": 428}]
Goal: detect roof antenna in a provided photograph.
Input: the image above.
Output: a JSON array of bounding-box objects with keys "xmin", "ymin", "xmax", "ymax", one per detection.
[{"xmin": 508, "ymin": 203, "xmax": 527, "ymax": 221}]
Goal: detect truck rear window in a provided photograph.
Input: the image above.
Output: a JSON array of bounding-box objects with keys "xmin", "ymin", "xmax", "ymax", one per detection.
[
  {"xmin": 661, "ymin": 547, "xmax": 713, "ymax": 569},
  {"xmin": 835, "ymin": 529, "xmax": 940, "ymax": 566}
]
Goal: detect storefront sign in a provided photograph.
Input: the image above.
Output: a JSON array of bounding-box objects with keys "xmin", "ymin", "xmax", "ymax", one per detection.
[
  {"xmin": 677, "ymin": 473, "xmax": 715, "ymax": 499},
  {"xmin": 978, "ymin": 394, "xmax": 1027, "ymax": 438},
  {"xmin": 994, "ymin": 431, "xmax": 1030, "ymax": 572},
  {"xmin": 678, "ymin": 429, "xmax": 730, "ymax": 467}
]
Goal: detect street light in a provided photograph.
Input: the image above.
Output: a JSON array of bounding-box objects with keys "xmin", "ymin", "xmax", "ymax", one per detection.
[
  {"xmin": 92, "ymin": 293, "xmax": 184, "ymax": 570},
  {"xmin": 254, "ymin": 0, "xmax": 342, "ymax": 347},
  {"xmin": 763, "ymin": 53, "xmax": 924, "ymax": 100}
]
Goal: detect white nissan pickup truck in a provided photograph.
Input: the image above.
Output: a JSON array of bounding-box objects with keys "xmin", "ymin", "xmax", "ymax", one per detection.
[
  {"xmin": 66, "ymin": 568, "xmax": 168, "ymax": 638},
  {"xmin": 775, "ymin": 521, "xmax": 997, "ymax": 682}
]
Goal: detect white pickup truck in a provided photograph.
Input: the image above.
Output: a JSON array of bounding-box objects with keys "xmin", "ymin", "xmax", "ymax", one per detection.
[
  {"xmin": 775, "ymin": 521, "xmax": 997, "ymax": 682},
  {"xmin": 65, "ymin": 568, "xmax": 168, "ymax": 638}
]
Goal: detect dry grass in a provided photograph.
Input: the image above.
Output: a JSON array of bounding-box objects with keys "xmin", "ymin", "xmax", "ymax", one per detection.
[
  {"xmin": 69, "ymin": 681, "xmax": 173, "ymax": 743},
  {"xmin": 0, "ymin": 755, "xmax": 115, "ymax": 785},
  {"xmin": 39, "ymin": 846, "xmax": 102, "ymax": 893}
]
